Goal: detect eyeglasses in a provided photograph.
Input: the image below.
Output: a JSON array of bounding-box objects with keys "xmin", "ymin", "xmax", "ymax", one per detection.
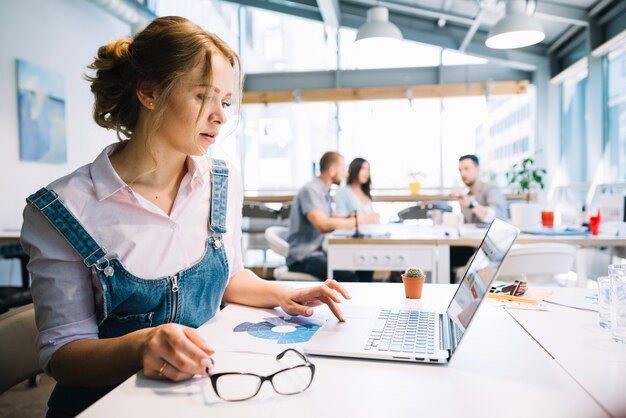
[{"xmin": 206, "ymin": 349, "xmax": 315, "ymax": 401}]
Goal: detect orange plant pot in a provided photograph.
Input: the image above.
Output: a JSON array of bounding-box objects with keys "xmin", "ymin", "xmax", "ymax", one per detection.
[{"xmin": 402, "ymin": 275, "xmax": 425, "ymax": 299}]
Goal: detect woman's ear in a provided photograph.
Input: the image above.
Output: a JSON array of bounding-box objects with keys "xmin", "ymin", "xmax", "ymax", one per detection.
[{"xmin": 136, "ymin": 80, "xmax": 159, "ymax": 109}]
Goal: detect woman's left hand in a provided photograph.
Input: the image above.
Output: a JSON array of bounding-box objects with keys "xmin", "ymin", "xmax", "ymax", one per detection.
[{"xmin": 278, "ymin": 279, "xmax": 351, "ymax": 322}]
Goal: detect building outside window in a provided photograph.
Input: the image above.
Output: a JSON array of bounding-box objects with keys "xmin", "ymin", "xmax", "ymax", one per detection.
[
  {"xmin": 560, "ymin": 67, "xmax": 588, "ymax": 184},
  {"xmin": 606, "ymin": 46, "xmax": 626, "ymax": 181}
]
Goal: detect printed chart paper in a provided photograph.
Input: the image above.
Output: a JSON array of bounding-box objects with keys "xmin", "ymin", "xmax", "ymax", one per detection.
[{"xmin": 198, "ymin": 304, "xmax": 327, "ymax": 355}]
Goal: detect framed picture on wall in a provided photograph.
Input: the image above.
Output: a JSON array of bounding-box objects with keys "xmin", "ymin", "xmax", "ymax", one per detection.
[{"xmin": 16, "ymin": 59, "xmax": 67, "ymax": 163}]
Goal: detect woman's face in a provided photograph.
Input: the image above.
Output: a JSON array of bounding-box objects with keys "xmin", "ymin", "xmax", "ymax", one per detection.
[
  {"xmin": 156, "ymin": 53, "xmax": 234, "ymax": 156},
  {"xmin": 358, "ymin": 161, "xmax": 370, "ymax": 184}
]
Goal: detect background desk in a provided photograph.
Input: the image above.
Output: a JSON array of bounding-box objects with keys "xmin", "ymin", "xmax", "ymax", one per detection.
[
  {"xmin": 243, "ymin": 192, "xmax": 533, "ymax": 204},
  {"xmin": 327, "ymin": 224, "xmax": 626, "ymax": 285},
  {"xmin": 80, "ymin": 283, "xmax": 614, "ymax": 418},
  {"xmin": 507, "ymin": 288, "xmax": 626, "ymax": 418}
]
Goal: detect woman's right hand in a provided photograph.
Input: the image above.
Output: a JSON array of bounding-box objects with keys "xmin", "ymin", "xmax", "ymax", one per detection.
[{"xmin": 141, "ymin": 323, "xmax": 214, "ymax": 381}]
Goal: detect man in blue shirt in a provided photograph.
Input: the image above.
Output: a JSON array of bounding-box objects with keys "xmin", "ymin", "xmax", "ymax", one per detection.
[{"xmin": 287, "ymin": 152, "xmax": 379, "ymax": 281}]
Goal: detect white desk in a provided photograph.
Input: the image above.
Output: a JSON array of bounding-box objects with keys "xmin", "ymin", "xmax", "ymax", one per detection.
[
  {"xmin": 80, "ymin": 283, "xmax": 611, "ymax": 417},
  {"xmin": 327, "ymin": 224, "xmax": 626, "ymax": 285},
  {"xmin": 506, "ymin": 288, "xmax": 626, "ymax": 418}
]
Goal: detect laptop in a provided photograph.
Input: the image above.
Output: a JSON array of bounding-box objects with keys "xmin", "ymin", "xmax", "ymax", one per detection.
[{"xmin": 304, "ymin": 218, "xmax": 519, "ymax": 364}]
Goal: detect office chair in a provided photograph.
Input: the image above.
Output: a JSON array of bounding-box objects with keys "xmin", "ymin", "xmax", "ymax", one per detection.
[
  {"xmin": 497, "ymin": 243, "xmax": 577, "ymax": 286},
  {"xmin": 0, "ymin": 243, "xmax": 32, "ymax": 314},
  {"xmin": 0, "ymin": 303, "xmax": 42, "ymax": 394},
  {"xmin": 242, "ymin": 202, "xmax": 285, "ymax": 275},
  {"xmin": 397, "ymin": 202, "xmax": 452, "ymax": 221},
  {"xmin": 264, "ymin": 226, "xmax": 318, "ymax": 281}
]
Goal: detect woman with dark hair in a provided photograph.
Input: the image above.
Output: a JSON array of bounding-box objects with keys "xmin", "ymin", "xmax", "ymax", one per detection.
[{"xmin": 334, "ymin": 157, "xmax": 379, "ymax": 220}]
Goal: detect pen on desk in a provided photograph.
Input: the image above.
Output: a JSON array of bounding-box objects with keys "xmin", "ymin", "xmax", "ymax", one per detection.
[{"xmin": 486, "ymin": 293, "xmax": 541, "ymax": 304}]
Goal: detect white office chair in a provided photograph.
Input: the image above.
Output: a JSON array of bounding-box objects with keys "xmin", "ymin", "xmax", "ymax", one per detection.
[
  {"xmin": 498, "ymin": 243, "xmax": 577, "ymax": 286},
  {"xmin": 264, "ymin": 226, "xmax": 318, "ymax": 281},
  {"xmin": 0, "ymin": 303, "xmax": 42, "ymax": 394}
]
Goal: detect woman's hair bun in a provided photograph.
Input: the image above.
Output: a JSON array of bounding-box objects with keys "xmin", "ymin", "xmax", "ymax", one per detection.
[
  {"xmin": 87, "ymin": 38, "xmax": 135, "ymax": 137},
  {"xmin": 94, "ymin": 38, "xmax": 131, "ymax": 70}
]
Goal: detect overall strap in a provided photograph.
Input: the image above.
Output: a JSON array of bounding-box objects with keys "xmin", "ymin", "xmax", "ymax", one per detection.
[
  {"xmin": 209, "ymin": 159, "xmax": 229, "ymax": 235},
  {"xmin": 26, "ymin": 188, "xmax": 108, "ymax": 268}
]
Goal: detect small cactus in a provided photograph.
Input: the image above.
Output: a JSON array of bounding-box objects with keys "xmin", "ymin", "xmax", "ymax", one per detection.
[{"xmin": 404, "ymin": 267, "xmax": 424, "ymax": 278}]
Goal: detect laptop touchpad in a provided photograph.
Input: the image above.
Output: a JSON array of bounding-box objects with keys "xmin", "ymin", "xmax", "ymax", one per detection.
[{"xmin": 320, "ymin": 317, "xmax": 371, "ymax": 333}]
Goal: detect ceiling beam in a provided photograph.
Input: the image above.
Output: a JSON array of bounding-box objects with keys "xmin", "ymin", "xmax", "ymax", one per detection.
[
  {"xmin": 219, "ymin": 0, "xmax": 322, "ymax": 21},
  {"xmin": 547, "ymin": 25, "xmax": 583, "ymax": 54},
  {"xmin": 588, "ymin": 0, "xmax": 616, "ymax": 18},
  {"xmin": 597, "ymin": 0, "xmax": 626, "ymax": 25},
  {"xmin": 534, "ymin": 2, "xmax": 589, "ymax": 27},
  {"xmin": 242, "ymin": 80, "xmax": 528, "ymax": 104},
  {"xmin": 435, "ymin": 0, "xmax": 454, "ymax": 28},
  {"xmin": 316, "ymin": 0, "xmax": 340, "ymax": 27},
  {"xmin": 342, "ymin": 0, "xmax": 475, "ymax": 25},
  {"xmin": 244, "ymin": 65, "xmax": 532, "ymax": 91},
  {"xmin": 459, "ymin": 9, "xmax": 485, "ymax": 52}
]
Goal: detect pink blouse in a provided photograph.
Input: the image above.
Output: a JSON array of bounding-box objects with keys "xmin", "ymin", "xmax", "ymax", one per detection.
[{"xmin": 20, "ymin": 143, "xmax": 244, "ymax": 373}]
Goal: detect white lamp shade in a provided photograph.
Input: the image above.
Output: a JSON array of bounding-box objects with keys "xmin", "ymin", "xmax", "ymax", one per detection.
[
  {"xmin": 355, "ymin": 6, "xmax": 402, "ymax": 41},
  {"xmin": 486, "ymin": 0, "xmax": 545, "ymax": 50},
  {"xmin": 486, "ymin": 12, "xmax": 545, "ymax": 49}
]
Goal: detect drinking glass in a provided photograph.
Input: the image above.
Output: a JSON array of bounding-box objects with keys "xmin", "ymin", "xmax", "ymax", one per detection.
[
  {"xmin": 609, "ymin": 264, "xmax": 626, "ymax": 344},
  {"xmin": 597, "ymin": 275, "xmax": 611, "ymax": 329},
  {"xmin": 541, "ymin": 211, "xmax": 554, "ymax": 228}
]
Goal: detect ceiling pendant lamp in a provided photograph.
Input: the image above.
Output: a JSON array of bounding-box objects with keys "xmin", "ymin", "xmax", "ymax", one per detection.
[
  {"xmin": 355, "ymin": 6, "xmax": 403, "ymax": 43},
  {"xmin": 486, "ymin": 0, "xmax": 545, "ymax": 49}
]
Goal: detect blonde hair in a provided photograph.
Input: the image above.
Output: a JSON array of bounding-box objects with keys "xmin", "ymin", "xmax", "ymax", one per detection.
[{"xmin": 86, "ymin": 16, "xmax": 242, "ymax": 170}]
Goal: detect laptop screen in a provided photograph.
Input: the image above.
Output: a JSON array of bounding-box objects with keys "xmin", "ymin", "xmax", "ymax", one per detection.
[{"xmin": 445, "ymin": 218, "xmax": 519, "ymax": 346}]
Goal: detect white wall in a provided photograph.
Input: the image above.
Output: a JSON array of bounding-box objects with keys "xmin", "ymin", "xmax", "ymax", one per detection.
[{"xmin": 0, "ymin": 0, "xmax": 130, "ymax": 231}]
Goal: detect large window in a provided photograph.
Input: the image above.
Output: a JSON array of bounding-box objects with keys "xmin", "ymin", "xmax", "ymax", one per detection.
[
  {"xmin": 606, "ymin": 46, "xmax": 626, "ymax": 181},
  {"xmin": 475, "ymin": 88, "xmax": 536, "ymax": 187},
  {"xmin": 234, "ymin": 92, "xmax": 535, "ymax": 193},
  {"xmin": 560, "ymin": 68, "xmax": 588, "ymax": 184},
  {"xmin": 237, "ymin": 103, "xmax": 337, "ymax": 191},
  {"xmin": 336, "ymin": 97, "xmax": 488, "ymax": 190},
  {"xmin": 240, "ymin": 8, "xmax": 338, "ymax": 73}
]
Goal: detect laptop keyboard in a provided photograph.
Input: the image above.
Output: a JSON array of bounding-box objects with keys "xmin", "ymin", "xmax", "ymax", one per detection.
[{"xmin": 364, "ymin": 309, "xmax": 436, "ymax": 355}]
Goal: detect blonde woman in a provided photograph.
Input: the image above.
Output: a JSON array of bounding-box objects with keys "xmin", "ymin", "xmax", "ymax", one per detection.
[{"xmin": 21, "ymin": 16, "xmax": 349, "ymax": 417}]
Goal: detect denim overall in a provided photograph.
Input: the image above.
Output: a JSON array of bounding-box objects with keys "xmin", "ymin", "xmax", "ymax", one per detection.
[{"xmin": 27, "ymin": 159, "xmax": 230, "ymax": 418}]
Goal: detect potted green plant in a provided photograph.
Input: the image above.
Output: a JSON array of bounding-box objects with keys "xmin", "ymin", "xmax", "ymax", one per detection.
[
  {"xmin": 506, "ymin": 156, "xmax": 546, "ymax": 229},
  {"xmin": 401, "ymin": 267, "xmax": 425, "ymax": 299},
  {"xmin": 506, "ymin": 156, "xmax": 546, "ymax": 203},
  {"xmin": 408, "ymin": 172, "xmax": 426, "ymax": 195}
]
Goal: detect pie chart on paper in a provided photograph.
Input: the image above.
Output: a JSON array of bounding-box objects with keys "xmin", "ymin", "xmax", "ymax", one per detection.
[{"xmin": 233, "ymin": 316, "xmax": 321, "ymax": 344}]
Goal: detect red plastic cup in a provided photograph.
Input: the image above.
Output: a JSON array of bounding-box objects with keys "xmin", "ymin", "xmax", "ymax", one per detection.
[
  {"xmin": 589, "ymin": 215, "xmax": 600, "ymax": 235},
  {"xmin": 541, "ymin": 211, "xmax": 554, "ymax": 228}
]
